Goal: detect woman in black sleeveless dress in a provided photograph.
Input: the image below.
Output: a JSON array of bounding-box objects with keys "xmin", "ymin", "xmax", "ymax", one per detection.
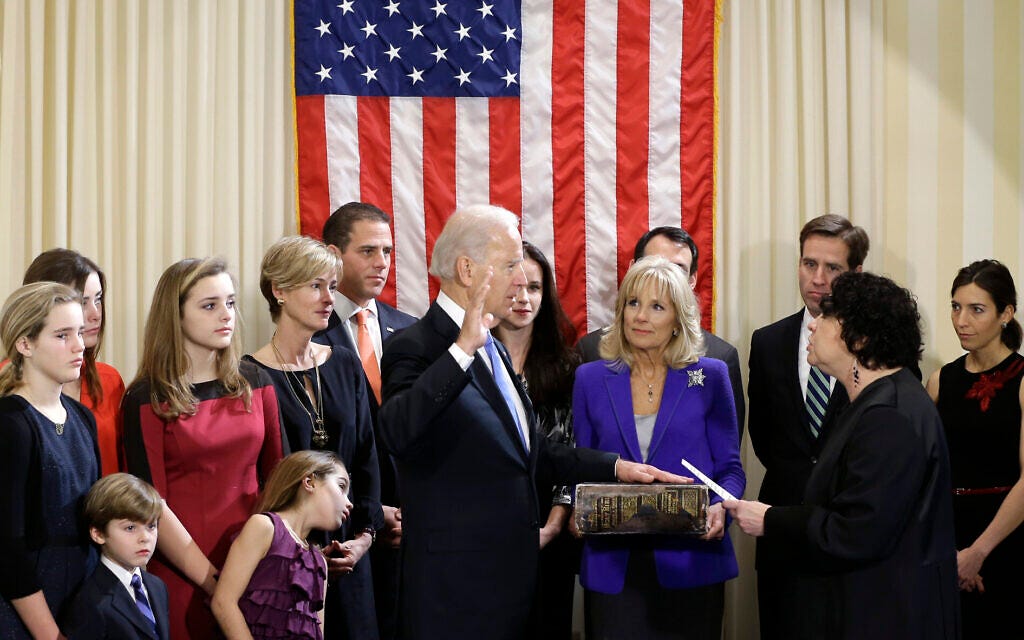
[{"xmin": 927, "ymin": 259, "xmax": 1024, "ymax": 637}]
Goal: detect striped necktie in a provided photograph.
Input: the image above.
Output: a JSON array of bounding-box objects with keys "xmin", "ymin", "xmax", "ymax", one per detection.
[
  {"xmin": 131, "ymin": 573, "xmax": 158, "ymax": 635},
  {"xmin": 805, "ymin": 365, "xmax": 832, "ymax": 437}
]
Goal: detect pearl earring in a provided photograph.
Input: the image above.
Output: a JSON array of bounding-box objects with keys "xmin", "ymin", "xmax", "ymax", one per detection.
[{"xmin": 277, "ymin": 298, "xmax": 285, "ymax": 306}]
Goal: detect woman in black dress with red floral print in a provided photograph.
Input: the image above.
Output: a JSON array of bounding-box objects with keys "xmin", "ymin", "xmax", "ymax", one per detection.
[{"xmin": 927, "ymin": 259, "xmax": 1024, "ymax": 637}]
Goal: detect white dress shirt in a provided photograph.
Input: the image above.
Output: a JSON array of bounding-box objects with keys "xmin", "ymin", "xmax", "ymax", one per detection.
[
  {"xmin": 100, "ymin": 553, "xmax": 150, "ymax": 604},
  {"xmin": 799, "ymin": 307, "xmax": 837, "ymax": 399},
  {"xmin": 335, "ymin": 294, "xmax": 383, "ymax": 362}
]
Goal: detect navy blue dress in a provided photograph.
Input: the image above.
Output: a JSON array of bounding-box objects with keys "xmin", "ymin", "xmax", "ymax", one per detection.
[{"xmin": 0, "ymin": 395, "xmax": 99, "ymax": 638}]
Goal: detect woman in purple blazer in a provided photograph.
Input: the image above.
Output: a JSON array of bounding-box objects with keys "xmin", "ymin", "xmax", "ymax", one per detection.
[{"xmin": 573, "ymin": 256, "xmax": 745, "ymax": 640}]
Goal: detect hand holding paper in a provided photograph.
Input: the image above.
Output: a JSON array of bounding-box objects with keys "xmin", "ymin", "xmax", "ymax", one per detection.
[{"xmin": 722, "ymin": 499, "xmax": 770, "ymax": 537}]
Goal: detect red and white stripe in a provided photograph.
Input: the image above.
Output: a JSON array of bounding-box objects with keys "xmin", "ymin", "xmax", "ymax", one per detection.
[{"xmin": 295, "ymin": 0, "xmax": 717, "ymax": 334}]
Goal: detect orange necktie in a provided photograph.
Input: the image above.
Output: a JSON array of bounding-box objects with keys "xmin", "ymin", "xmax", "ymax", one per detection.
[{"xmin": 354, "ymin": 310, "xmax": 382, "ymax": 404}]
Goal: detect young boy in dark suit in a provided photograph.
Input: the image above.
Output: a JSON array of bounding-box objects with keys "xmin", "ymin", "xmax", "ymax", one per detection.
[{"xmin": 67, "ymin": 473, "xmax": 170, "ymax": 640}]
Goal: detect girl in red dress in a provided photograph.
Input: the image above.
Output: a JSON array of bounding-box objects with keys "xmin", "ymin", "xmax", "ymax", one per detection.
[{"xmin": 123, "ymin": 257, "xmax": 285, "ymax": 639}]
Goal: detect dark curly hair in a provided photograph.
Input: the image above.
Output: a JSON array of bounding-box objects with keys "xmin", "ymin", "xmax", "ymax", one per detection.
[
  {"xmin": 819, "ymin": 272, "xmax": 922, "ymax": 370},
  {"xmin": 950, "ymin": 259, "xmax": 1021, "ymax": 352}
]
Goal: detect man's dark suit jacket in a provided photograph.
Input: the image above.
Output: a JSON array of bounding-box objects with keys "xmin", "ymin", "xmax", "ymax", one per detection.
[
  {"xmin": 314, "ymin": 301, "xmax": 416, "ymax": 506},
  {"xmin": 748, "ymin": 309, "xmax": 850, "ymax": 638},
  {"xmin": 379, "ymin": 302, "xmax": 618, "ymax": 640},
  {"xmin": 748, "ymin": 310, "xmax": 848, "ymax": 536},
  {"xmin": 577, "ymin": 327, "xmax": 746, "ymax": 435},
  {"xmin": 67, "ymin": 564, "xmax": 170, "ymax": 640},
  {"xmin": 763, "ymin": 369, "xmax": 959, "ymax": 639},
  {"xmin": 314, "ymin": 300, "xmax": 416, "ymax": 640}
]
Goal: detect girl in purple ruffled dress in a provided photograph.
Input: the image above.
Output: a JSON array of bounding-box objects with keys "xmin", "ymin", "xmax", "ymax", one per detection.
[{"xmin": 213, "ymin": 451, "xmax": 353, "ymax": 639}]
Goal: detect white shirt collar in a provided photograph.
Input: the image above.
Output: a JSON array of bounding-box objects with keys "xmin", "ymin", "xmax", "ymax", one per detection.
[
  {"xmin": 799, "ymin": 306, "xmax": 835, "ymax": 392},
  {"xmin": 336, "ymin": 292, "xmax": 378, "ymax": 321},
  {"xmin": 801, "ymin": 307, "xmax": 816, "ymax": 334},
  {"xmin": 436, "ymin": 290, "xmax": 466, "ymax": 328},
  {"xmin": 100, "ymin": 554, "xmax": 144, "ymax": 598}
]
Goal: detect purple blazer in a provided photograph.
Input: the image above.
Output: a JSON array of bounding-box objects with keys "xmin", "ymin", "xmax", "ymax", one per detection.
[{"xmin": 573, "ymin": 357, "xmax": 745, "ymax": 593}]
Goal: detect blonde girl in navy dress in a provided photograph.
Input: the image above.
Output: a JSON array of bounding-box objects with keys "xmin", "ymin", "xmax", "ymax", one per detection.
[{"xmin": 0, "ymin": 283, "xmax": 97, "ymax": 639}]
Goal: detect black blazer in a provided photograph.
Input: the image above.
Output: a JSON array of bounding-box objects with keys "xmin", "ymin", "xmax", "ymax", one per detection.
[
  {"xmin": 315, "ymin": 300, "xmax": 416, "ymax": 506},
  {"xmin": 379, "ymin": 302, "xmax": 617, "ymax": 640},
  {"xmin": 764, "ymin": 369, "xmax": 959, "ymax": 639},
  {"xmin": 576, "ymin": 326, "xmax": 746, "ymax": 435},
  {"xmin": 67, "ymin": 564, "xmax": 170, "ymax": 640},
  {"xmin": 748, "ymin": 310, "xmax": 850, "ymax": 572}
]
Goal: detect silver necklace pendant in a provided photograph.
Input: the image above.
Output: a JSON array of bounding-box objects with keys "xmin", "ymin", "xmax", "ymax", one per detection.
[{"xmin": 55, "ymin": 422, "xmax": 65, "ymax": 435}]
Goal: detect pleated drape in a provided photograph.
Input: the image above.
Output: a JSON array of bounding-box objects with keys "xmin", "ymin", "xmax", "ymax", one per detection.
[
  {"xmin": 2, "ymin": 2, "xmax": 1024, "ymax": 637},
  {"xmin": 0, "ymin": 1, "xmax": 295, "ymax": 378}
]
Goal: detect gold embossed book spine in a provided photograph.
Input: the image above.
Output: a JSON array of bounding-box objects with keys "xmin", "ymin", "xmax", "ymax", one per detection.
[{"xmin": 574, "ymin": 483, "xmax": 709, "ymax": 535}]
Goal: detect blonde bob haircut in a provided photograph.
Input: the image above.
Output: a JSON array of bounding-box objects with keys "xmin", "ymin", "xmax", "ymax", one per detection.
[
  {"xmin": 599, "ymin": 255, "xmax": 705, "ymax": 370},
  {"xmin": 259, "ymin": 235, "xmax": 341, "ymax": 322},
  {"xmin": 129, "ymin": 257, "xmax": 251, "ymax": 420},
  {"xmin": 256, "ymin": 450, "xmax": 347, "ymax": 514},
  {"xmin": 0, "ymin": 282, "xmax": 81, "ymax": 396}
]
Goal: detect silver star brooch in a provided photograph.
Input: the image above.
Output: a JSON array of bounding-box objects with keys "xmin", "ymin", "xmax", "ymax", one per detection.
[{"xmin": 687, "ymin": 368, "xmax": 706, "ymax": 388}]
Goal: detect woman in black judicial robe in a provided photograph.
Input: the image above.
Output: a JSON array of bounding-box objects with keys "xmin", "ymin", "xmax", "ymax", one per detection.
[{"xmin": 726, "ymin": 272, "xmax": 960, "ymax": 639}]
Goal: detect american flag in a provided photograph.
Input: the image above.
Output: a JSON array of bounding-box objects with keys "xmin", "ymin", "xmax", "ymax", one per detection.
[{"xmin": 294, "ymin": 0, "xmax": 717, "ymax": 335}]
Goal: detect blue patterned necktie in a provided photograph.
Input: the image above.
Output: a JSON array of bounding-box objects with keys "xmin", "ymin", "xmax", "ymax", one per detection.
[
  {"xmin": 484, "ymin": 333, "xmax": 529, "ymax": 452},
  {"xmin": 805, "ymin": 366, "xmax": 832, "ymax": 438},
  {"xmin": 131, "ymin": 573, "xmax": 158, "ymax": 635}
]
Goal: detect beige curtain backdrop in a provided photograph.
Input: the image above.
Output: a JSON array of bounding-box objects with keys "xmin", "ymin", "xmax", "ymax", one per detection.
[
  {"xmin": 719, "ymin": 0, "xmax": 1024, "ymax": 638},
  {"xmin": 0, "ymin": 0, "xmax": 295, "ymax": 379},
  {"xmin": 1, "ymin": 1, "xmax": 1023, "ymax": 638}
]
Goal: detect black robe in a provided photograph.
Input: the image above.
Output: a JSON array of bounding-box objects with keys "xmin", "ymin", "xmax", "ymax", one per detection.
[{"xmin": 765, "ymin": 368, "xmax": 960, "ymax": 639}]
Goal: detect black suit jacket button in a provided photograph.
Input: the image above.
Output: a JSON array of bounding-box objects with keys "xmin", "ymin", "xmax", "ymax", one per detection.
[{"xmin": 810, "ymin": 456, "xmax": 818, "ymax": 464}]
